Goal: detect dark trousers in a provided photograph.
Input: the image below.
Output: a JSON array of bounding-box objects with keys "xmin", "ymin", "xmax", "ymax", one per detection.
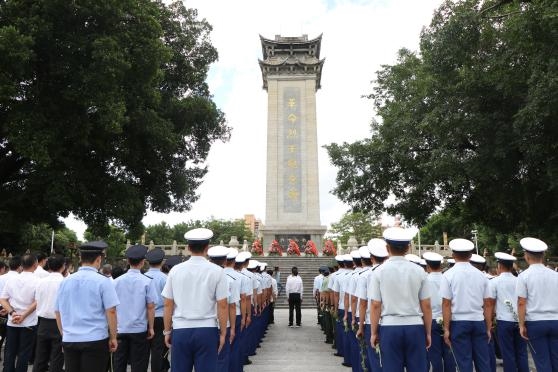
[
  {"xmin": 496, "ymin": 320, "xmax": 529, "ymax": 372},
  {"xmin": 526, "ymin": 320, "xmax": 558, "ymax": 372},
  {"xmin": 63, "ymin": 338, "xmax": 110, "ymax": 372},
  {"xmin": 269, "ymin": 302, "xmax": 275, "ymax": 324},
  {"xmin": 428, "ymin": 320, "xmax": 455, "ymax": 372},
  {"xmin": 170, "ymin": 327, "xmax": 218, "ymax": 372},
  {"xmin": 380, "ymin": 324, "xmax": 428, "ymax": 372},
  {"xmin": 3, "ymin": 325, "xmax": 36, "ymax": 372},
  {"xmin": 150, "ymin": 317, "xmax": 169, "ymax": 372},
  {"xmin": 450, "ymin": 320, "xmax": 490, "ymax": 372},
  {"xmin": 114, "ymin": 331, "xmax": 150, "ymax": 372},
  {"xmin": 32, "ymin": 317, "xmax": 64, "ymax": 372},
  {"xmin": 288, "ymin": 293, "xmax": 301, "ymax": 326}
]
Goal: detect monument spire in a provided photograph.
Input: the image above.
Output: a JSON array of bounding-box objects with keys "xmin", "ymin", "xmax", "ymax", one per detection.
[{"xmin": 259, "ymin": 34, "xmax": 327, "ymax": 251}]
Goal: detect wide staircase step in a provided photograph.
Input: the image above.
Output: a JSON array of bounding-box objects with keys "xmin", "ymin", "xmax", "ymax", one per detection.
[{"xmin": 261, "ymin": 256, "xmax": 337, "ymax": 309}]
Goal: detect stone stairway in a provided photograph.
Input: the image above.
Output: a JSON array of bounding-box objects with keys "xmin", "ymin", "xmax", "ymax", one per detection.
[{"xmin": 261, "ymin": 256, "xmax": 337, "ymax": 309}]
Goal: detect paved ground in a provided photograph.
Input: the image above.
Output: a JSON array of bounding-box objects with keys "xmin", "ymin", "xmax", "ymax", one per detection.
[{"xmin": 245, "ymin": 308, "xmax": 350, "ymax": 372}]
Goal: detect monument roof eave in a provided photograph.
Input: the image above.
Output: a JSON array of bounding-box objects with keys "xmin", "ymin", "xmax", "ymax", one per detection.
[
  {"xmin": 259, "ymin": 33, "xmax": 323, "ymax": 60},
  {"xmin": 258, "ymin": 58, "xmax": 325, "ymax": 91}
]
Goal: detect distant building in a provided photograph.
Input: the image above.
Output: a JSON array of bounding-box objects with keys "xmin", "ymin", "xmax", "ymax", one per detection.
[{"xmin": 244, "ymin": 214, "xmax": 262, "ymax": 237}]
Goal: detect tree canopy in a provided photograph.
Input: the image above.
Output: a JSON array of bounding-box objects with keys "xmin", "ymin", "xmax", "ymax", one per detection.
[
  {"xmin": 327, "ymin": 211, "xmax": 382, "ymax": 245},
  {"xmin": 0, "ymin": 0, "xmax": 229, "ymax": 247},
  {"xmin": 326, "ymin": 0, "xmax": 558, "ymax": 244}
]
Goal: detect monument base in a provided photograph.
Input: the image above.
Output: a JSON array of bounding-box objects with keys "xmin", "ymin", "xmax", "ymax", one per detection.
[{"xmin": 261, "ymin": 225, "xmax": 327, "ymax": 254}]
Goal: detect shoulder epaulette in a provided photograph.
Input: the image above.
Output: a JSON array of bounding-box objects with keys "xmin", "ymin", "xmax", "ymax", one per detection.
[
  {"xmin": 226, "ymin": 273, "xmax": 237, "ymax": 280},
  {"xmin": 359, "ymin": 268, "xmax": 370, "ymax": 275},
  {"xmin": 143, "ymin": 274, "xmax": 153, "ymax": 279}
]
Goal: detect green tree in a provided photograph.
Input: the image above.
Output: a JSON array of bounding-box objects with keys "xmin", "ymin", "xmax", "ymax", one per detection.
[
  {"xmin": 170, "ymin": 218, "xmax": 254, "ymax": 246},
  {"xmin": 84, "ymin": 225, "xmax": 126, "ymax": 258},
  {"xmin": 328, "ymin": 212, "xmax": 381, "ymax": 245},
  {"xmin": 0, "ymin": 1, "xmax": 229, "ymax": 243},
  {"xmin": 17, "ymin": 223, "xmax": 78, "ymax": 255},
  {"xmin": 326, "ymin": 0, "xmax": 558, "ymax": 244},
  {"xmin": 145, "ymin": 221, "xmax": 174, "ymax": 245}
]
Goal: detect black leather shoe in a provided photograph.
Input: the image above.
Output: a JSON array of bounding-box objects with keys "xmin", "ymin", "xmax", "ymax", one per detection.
[{"xmin": 342, "ymin": 362, "xmax": 352, "ymax": 367}]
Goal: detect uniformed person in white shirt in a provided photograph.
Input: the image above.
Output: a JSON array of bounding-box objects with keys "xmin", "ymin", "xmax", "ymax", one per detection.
[
  {"xmin": 144, "ymin": 248, "xmax": 169, "ymax": 372},
  {"xmin": 369, "ymin": 227, "xmax": 431, "ymax": 372},
  {"xmin": 113, "ymin": 244, "xmax": 157, "ymax": 372},
  {"xmin": 162, "ymin": 228, "xmax": 228, "ymax": 372},
  {"xmin": 345, "ymin": 250, "xmax": 364, "ymax": 371},
  {"xmin": 353, "ymin": 246, "xmax": 373, "ymax": 372},
  {"xmin": 516, "ymin": 237, "xmax": 558, "ymax": 371},
  {"xmin": 314, "ymin": 268, "xmax": 324, "ymax": 327},
  {"xmin": 234, "ymin": 251, "xmax": 254, "ymax": 367},
  {"xmin": 422, "ymin": 251, "xmax": 455, "ymax": 372},
  {"xmin": 33, "ymin": 254, "xmax": 66, "ymax": 372},
  {"xmin": 208, "ymin": 245, "xmax": 240, "ymax": 372},
  {"xmin": 225, "ymin": 248, "xmax": 245, "ymax": 372},
  {"xmin": 362, "ymin": 239, "xmax": 388, "ymax": 372},
  {"xmin": 329, "ymin": 255, "xmax": 346, "ymax": 360},
  {"xmin": 487, "ymin": 252, "xmax": 528, "ymax": 372},
  {"xmin": 337, "ymin": 254, "xmax": 354, "ymax": 367},
  {"xmin": 440, "ymin": 238, "xmax": 491, "ymax": 372},
  {"xmin": 55, "ymin": 241, "xmax": 120, "ymax": 372},
  {"xmin": 0, "ymin": 254, "xmax": 39, "ymax": 372}
]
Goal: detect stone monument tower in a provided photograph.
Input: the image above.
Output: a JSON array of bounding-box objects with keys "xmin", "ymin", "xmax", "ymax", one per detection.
[{"xmin": 258, "ymin": 34, "xmax": 327, "ymax": 251}]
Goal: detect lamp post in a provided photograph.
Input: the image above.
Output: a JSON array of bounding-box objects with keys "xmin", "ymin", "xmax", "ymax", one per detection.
[{"xmin": 471, "ymin": 229, "xmax": 478, "ymax": 255}]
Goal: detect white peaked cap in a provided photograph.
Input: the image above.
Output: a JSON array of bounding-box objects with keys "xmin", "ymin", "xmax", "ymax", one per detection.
[
  {"xmin": 423, "ymin": 252, "xmax": 444, "ymax": 263},
  {"xmin": 520, "ymin": 237, "xmax": 548, "ymax": 253},
  {"xmin": 405, "ymin": 254, "xmax": 421, "ymax": 264},
  {"xmin": 207, "ymin": 246, "xmax": 229, "ymax": 258},
  {"xmin": 494, "ymin": 252, "xmax": 516, "ymax": 261},
  {"xmin": 449, "ymin": 238, "xmax": 475, "ymax": 252},
  {"xmin": 358, "ymin": 246, "xmax": 371, "ymax": 259},
  {"xmin": 470, "ymin": 254, "xmax": 486, "ymax": 264}
]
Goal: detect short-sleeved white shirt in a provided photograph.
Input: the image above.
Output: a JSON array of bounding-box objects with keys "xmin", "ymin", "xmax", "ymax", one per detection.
[
  {"xmin": 427, "ymin": 272, "xmax": 443, "ymax": 319},
  {"xmin": 313, "ymin": 274, "xmax": 323, "ymax": 296},
  {"xmin": 488, "ymin": 272, "xmax": 518, "ymax": 322},
  {"xmin": 224, "ymin": 268, "xmax": 242, "ymax": 316},
  {"xmin": 369, "ymin": 257, "xmax": 430, "ymax": 326},
  {"xmin": 356, "ymin": 267, "xmax": 373, "ymax": 323},
  {"xmin": 161, "ymin": 256, "xmax": 228, "ymax": 329},
  {"xmin": 440, "ymin": 262, "xmax": 489, "ymax": 321},
  {"xmin": 0, "ymin": 271, "xmax": 39, "ymax": 327},
  {"xmin": 238, "ymin": 270, "xmax": 252, "ymax": 296},
  {"xmin": 516, "ymin": 264, "xmax": 558, "ymax": 321},
  {"xmin": 334, "ymin": 269, "xmax": 352, "ymax": 310},
  {"xmin": 36, "ymin": 272, "xmax": 64, "ymax": 319}
]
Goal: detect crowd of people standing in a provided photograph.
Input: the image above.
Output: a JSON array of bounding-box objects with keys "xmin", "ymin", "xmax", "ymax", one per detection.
[
  {"xmin": 314, "ymin": 227, "xmax": 558, "ymax": 372},
  {"xmin": 0, "ymin": 227, "xmax": 278, "ymax": 372}
]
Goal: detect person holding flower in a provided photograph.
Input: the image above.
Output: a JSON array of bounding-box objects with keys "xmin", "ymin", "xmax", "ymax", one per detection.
[
  {"xmin": 369, "ymin": 227, "xmax": 432, "ymax": 372},
  {"xmin": 516, "ymin": 237, "xmax": 558, "ymax": 372},
  {"xmin": 486, "ymin": 251, "xmax": 528, "ymax": 372},
  {"xmin": 423, "ymin": 251, "xmax": 455, "ymax": 372},
  {"xmin": 440, "ymin": 238, "xmax": 492, "ymax": 372}
]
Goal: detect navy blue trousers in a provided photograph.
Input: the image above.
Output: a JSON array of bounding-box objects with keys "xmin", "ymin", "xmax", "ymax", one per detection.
[
  {"xmin": 428, "ymin": 320, "xmax": 455, "ymax": 372},
  {"xmin": 380, "ymin": 324, "xmax": 428, "ymax": 372},
  {"xmin": 215, "ymin": 327, "xmax": 230, "ymax": 372},
  {"xmin": 364, "ymin": 324, "xmax": 381, "ymax": 372},
  {"xmin": 351, "ymin": 317, "xmax": 363, "ymax": 372},
  {"xmin": 344, "ymin": 312, "xmax": 353, "ymax": 366},
  {"xmin": 229, "ymin": 315, "xmax": 242, "ymax": 372},
  {"xmin": 525, "ymin": 320, "xmax": 558, "ymax": 372},
  {"xmin": 496, "ymin": 320, "xmax": 528, "ymax": 372},
  {"xmin": 450, "ymin": 320, "xmax": 490, "ymax": 372},
  {"xmin": 336, "ymin": 309, "xmax": 345, "ymax": 357},
  {"xmin": 170, "ymin": 327, "xmax": 218, "ymax": 372}
]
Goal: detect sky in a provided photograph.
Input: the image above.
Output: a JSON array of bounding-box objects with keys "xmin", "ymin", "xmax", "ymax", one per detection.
[{"xmin": 65, "ymin": 0, "xmax": 443, "ymax": 240}]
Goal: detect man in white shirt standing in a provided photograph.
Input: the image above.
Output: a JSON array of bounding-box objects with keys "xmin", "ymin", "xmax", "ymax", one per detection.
[
  {"xmin": 33, "ymin": 254, "xmax": 66, "ymax": 372},
  {"xmin": 285, "ymin": 266, "xmax": 303, "ymax": 328},
  {"xmin": 0, "ymin": 254, "xmax": 39, "ymax": 372},
  {"xmin": 33, "ymin": 253, "xmax": 49, "ymax": 279},
  {"xmin": 313, "ymin": 268, "xmax": 324, "ymax": 326}
]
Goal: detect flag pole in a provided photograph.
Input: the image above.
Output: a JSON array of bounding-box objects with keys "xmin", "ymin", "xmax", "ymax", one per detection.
[{"xmin": 50, "ymin": 230, "xmax": 55, "ymax": 255}]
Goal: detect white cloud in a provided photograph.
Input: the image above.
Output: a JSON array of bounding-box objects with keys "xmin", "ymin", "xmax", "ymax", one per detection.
[{"xmin": 64, "ymin": 0, "xmax": 442, "ymax": 240}]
